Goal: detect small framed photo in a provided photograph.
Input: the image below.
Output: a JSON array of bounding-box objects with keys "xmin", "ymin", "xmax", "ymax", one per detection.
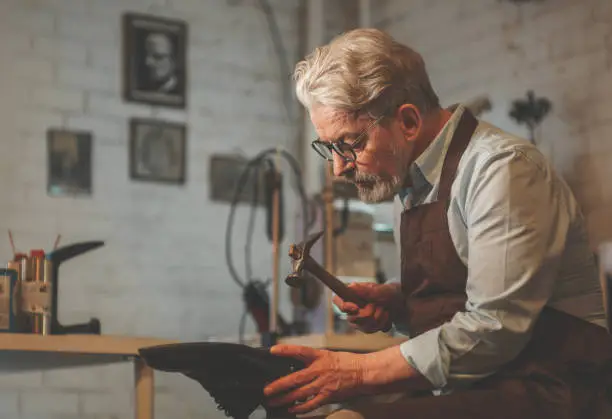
[
  {"xmin": 47, "ymin": 129, "xmax": 93, "ymax": 197},
  {"xmin": 122, "ymin": 12, "xmax": 188, "ymax": 108},
  {"xmin": 129, "ymin": 118, "xmax": 187, "ymax": 184}
]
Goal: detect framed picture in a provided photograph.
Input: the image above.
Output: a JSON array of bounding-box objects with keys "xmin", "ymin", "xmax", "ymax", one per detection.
[
  {"xmin": 129, "ymin": 118, "xmax": 187, "ymax": 184},
  {"xmin": 122, "ymin": 12, "xmax": 188, "ymax": 108},
  {"xmin": 208, "ymin": 154, "xmax": 267, "ymax": 205},
  {"xmin": 47, "ymin": 129, "xmax": 93, "ymax": 197}
]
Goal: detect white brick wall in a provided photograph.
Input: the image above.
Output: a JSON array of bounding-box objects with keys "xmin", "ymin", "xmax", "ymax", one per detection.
[
  {"xmin": 0, "ymin": 0, "xmax": 302, "ymax": 418},
  {"xmin": 373, "ymin": 0, "xmax": 612, "ymax": 248},
  {"xmin": 0, "ymin": 392, "xmax": 20, "ymax": 419}
]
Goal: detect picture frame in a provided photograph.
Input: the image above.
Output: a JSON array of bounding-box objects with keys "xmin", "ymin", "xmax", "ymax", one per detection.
[
  {"xmin": 129, "ymin": 118, "xmax": 187, "ymax": 185},
  {"xmin": 47, "ymin": 129, "xmax": 93, "ymax": 197},
  {"xmin": 208, "ymin": 154, "xmax": 267, "ymax": 205},
  {"xmin": 122, "ymin": 12, "xmax": 188, "ymax": 108}
]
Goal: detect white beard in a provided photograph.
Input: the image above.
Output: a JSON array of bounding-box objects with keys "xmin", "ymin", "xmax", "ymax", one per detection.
[{"xmin": 354, "ymin": 175, "xmax": 403, "ymax": 203}]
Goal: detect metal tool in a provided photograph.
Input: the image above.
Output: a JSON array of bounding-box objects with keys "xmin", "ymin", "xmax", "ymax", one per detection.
[
  {"xmin": 0, "ymin": 268, "xmax": 19, "ymax": 333},
  {"xmin": 46, "ymin": 241, "xmax": 104, "ymax": 335},
  {"xmin": 285, "ymin": 230, "xmax": 367, "ymax": 308},
  {"xmin": 5, "ymin": 231, "xmax": 104, "ymax": 335},
  {"xmin": 30, "ymin": 249, "xmax": 51, "ymax": 335}
]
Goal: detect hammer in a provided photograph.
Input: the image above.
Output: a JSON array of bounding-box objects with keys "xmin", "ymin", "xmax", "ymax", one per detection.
[{"xmin": 285, "ymin": 230, "xmax": 367, "ymax": 307}]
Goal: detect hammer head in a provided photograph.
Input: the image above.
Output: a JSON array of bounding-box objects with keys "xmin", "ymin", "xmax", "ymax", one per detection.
[{"xmin": 285, "ymin": 230, "xmax": 324, "ymax": 288}]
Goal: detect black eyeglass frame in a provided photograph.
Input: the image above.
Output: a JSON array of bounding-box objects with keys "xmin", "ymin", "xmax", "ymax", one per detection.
[{"xmin": 310, "ymin": 114, "xmax": 385, "ymax": 162}]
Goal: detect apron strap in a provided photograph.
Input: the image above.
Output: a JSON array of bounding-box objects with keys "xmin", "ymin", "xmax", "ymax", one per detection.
[{"xmin": 437, "ymin": 109, "xmax": 478, "ymax": 201}]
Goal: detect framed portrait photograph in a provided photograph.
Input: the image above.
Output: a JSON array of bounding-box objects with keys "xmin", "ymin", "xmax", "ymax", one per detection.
[
  {"xmin": 122, "ymin": 12, "xmax": 188, "ymax": 108},
  {"xmin": 129, "ymin": 118, "xmax": 187, "ymax": 184},
  {"xmin": 47, "ymin": 129, "xmax": 93, "ymax": 197}
]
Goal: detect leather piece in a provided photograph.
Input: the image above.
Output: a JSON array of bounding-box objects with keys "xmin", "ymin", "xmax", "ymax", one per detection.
[{"xmin": 139, "ymin": 342, "xmax": 305, "ymax": 419}]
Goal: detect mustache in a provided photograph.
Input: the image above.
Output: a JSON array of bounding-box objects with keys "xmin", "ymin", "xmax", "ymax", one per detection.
[{"xmin": 344, "ymin": 171, "xmax": 384, "ymax": 183}]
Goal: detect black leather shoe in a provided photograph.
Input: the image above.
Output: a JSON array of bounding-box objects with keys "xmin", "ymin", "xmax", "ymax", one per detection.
[{"xmin": 138, "ymin": 342, "xmax": 305, "ymax": 419}]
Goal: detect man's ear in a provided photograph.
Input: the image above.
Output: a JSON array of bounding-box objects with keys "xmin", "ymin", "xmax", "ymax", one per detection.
[{"xmin": 397, "ymin": 104, "xmax": 422, "ymax": 140}]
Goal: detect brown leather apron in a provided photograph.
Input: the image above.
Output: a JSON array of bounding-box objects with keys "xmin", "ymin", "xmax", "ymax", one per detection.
[{"xmin": 390, "ymin": 109, "xmax": 612, "ymax": 418}]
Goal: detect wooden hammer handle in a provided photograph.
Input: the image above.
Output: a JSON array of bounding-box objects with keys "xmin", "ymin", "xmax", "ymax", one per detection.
[{"xmin": 303, "ymin": 258, "xmax": 367, "ymax": 308}]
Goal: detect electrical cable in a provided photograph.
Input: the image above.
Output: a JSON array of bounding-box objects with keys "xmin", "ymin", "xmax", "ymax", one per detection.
[
  {"xmin": 225, "ymin": 147, "xmax": 313, "ymax": 343},
  {"xmin": 225, "ymin": 148, "xmax": 309, "ymax": 287},
  {"xmin": 256, "ymin": 0, "xmax": 295, "ymax": 124},
  {"xmin": 245, "ymin": 160, "xmax": 270, "ymax": 281},
  {"xmin": 227, "ymin": 0, "xmax": 315, "ymax": 343}
]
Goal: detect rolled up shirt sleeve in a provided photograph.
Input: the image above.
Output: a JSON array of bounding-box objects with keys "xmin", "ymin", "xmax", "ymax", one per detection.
[{"xmin": 399, "ymin": 148, "xmax": 571, "ymax": 390}]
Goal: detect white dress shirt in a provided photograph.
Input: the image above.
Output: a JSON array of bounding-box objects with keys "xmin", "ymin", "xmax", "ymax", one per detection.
[{"xmin": 393, "ymin": 105, "xmax": 606, "ymax": 391}]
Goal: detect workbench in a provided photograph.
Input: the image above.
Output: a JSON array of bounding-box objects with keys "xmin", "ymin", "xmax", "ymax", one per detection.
[
  {"xmin": 0, "ymin": 333, "xmax": 179, "ymax": 419},
  {"xmin": 0, "ymin": 332, "xmax": 406, "ymax": 419}
]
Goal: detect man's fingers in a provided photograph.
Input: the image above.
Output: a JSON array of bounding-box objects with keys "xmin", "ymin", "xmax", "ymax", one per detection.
[
  {"xmin": 289, "ymin": 392, "xmax": 329, "ymax": 414},
  {"xmin": 347, "ymin": 304, "xmax": 375, "ymax": 326},
  {"xmin": 269, "ymin": 344, "xmax": 319, "ymax": 362},
  {"xmin": 333, "ymin": 295, "xmax": 360, "ymax": 315},
  {"xmin": 263, "ymin": 369, "xmax": 315, "ymax": 397},
  {"xmin": 341, "ymin": 302, "xmax": 359, "ymax": 314},
  {"xmin": 264, "ymin": 346, "xmax": 324, "ymax": 397},
  {"xmin": 347, "ymin": 282, "xmax": 378, "ymax": 299},
  {"xmin": 346, "ymin": 306, "xmax": 391, "ymax": 333},
  {"xmin": 266, "ymin": 378, "xmax": 322, "ymax": 407},
  {"xmin": 348, "ymin": 318, "xmax": 378, "ymax": 334},
  {"xmin": 346, "ymin": 303, "xmax": 375, "ymax": 323},
  {"xmin": 360, "ymin": 303, "xmax": 376, "ymax": 318},
  {"xmin": 359, "ymin": 312, "xmax": 386, "ymax": 333},
  {"xmin": 346, "ymin": 282, "xmax": 399, "ymax": 307},
  {"xmin": 373, "ymin": 306, "xmax": 386, "ymax": 323}
]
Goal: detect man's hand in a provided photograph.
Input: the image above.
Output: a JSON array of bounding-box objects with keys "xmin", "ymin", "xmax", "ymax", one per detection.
[
  {"xmin": 333, "ymin": 282, "xmax": 405, "ymax": 333},
  {"xmin": 263, "ymin": 345, "xmax": 366, "ymax": 414},
  {"xmin": 263, "ymin": 344, "xmax": 433, "ymax": 414}
]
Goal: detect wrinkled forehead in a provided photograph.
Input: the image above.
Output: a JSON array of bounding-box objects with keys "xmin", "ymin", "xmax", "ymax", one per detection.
[{"xmin": 310, "ymin": 106, "xmax": 361, "ymax": 143}]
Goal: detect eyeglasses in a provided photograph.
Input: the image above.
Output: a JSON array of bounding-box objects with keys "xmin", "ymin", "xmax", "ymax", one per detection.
[{"xmin": 310, "ymin": 115, "xmax": 384, "ymax": 162}]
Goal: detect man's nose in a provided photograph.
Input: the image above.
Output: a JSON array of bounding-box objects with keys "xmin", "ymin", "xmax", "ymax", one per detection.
[{"xmin": 332, "ymin": 153, "xmax": 353, "ymax": 177}]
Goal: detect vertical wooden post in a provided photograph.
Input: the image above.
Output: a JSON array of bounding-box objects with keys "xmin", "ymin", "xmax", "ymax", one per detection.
[{"xmin": 134, "ymin": 357, "xmax": 154, "ymax": 419}]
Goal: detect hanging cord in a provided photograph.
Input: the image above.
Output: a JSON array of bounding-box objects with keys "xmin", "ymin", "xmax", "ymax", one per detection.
[
  {"xmin": 225, "ymin": 147, "xmax": 311, "ymax": 288},
  {"xmin": 224, "ymin": 148, "xmax": 314, "ymax": 343}
]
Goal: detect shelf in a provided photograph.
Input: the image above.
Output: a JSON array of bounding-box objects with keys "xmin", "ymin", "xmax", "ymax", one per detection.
[
  {"xmin": 0, "ymin": 331, "xmax": 406, "ymax": 359},
  {"xmin": 0, "ymin": 333, "xmax": 178, "ymax": 356}
]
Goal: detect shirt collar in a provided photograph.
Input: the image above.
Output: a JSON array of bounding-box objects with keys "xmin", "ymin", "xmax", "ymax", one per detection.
[
  {"xmin": 398, "ymin": 104, "xmax": 466, "ymax": 208},
  {"xmin": 410, "ymin": 105, "xmax": 465, "ymax": 189}
]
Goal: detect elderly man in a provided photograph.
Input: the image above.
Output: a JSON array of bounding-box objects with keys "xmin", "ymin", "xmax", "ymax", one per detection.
[{"xmin": 263, "ymin": 28, "xmax": 612, "ymax": 419}]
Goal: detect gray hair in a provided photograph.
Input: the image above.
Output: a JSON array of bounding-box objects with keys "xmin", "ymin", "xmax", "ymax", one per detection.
[{"xmin": 293, "ymin": 28, "xmax": 440, "ymax": 117}]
